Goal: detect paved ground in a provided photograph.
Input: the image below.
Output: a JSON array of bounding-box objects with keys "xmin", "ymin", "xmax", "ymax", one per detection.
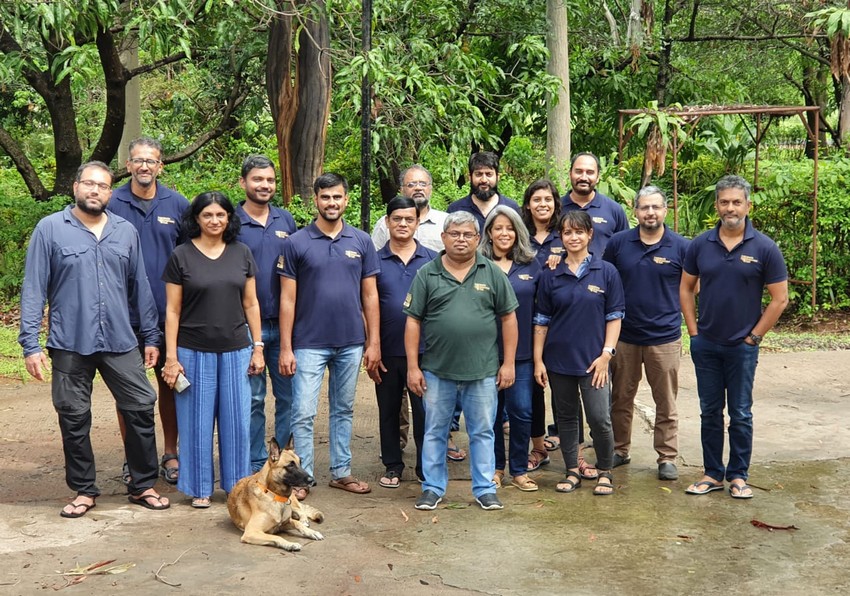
[{"xmin": 0, "ymin": 350, "xmax": 848, "ymax": 595}]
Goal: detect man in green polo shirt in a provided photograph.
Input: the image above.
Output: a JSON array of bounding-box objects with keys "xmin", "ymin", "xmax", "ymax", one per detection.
[{"xmin": 404, "ymin": 211, "xmax": 518, "ymax": 510}]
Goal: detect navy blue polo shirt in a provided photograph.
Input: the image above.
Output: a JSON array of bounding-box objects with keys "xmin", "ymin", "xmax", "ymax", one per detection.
[
  {"xmin": 236, "ymin": 202, "xmax": 297, "ymax": 321},
  {"xmin": 561, "ymin": 191, "xmax": 629, "ymax": 256},
  {"xmin": 447, "ymin": 194, "xmax": 520, "ymax": 233},
  {"xmin": 107, "ymin": 181, "xmax": 189, "ymax": 326},
  {"xmin": 499, "ymin": 259, "xmax": 542, "ymax": 362},
  {"xmin": 535, "ymin": 257, "xmax": 625, "ymax": 376},
  {"xmin": 683, "ymin": 218, "xmax": 787, "ymax": 346},
  {"xmin": 376, "ymin": 242, "xmax": 437, "ymax": 358},
  {"xmin": 531, "ymin": 230, "xmax": 565, "ymax": 267},
  {"xmin": 603, "ymin": 226, "xmax": 690, "ymax": 345},
  {"xmin": 279, "ymin": 222, "xmax": 380, "ymax": 349}
]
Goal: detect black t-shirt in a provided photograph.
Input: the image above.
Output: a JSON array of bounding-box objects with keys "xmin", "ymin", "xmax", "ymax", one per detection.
[{"xmin": 162, "ymin": 240, "xmax": 256, "ymax": 352}]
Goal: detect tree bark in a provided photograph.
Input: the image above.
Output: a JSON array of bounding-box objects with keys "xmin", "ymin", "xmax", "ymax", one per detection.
[
  {"xmin": 545, "ymin": 0, "xmax": 571, "ymax": 189},
  {"xmin": 267, "ymin": 0, "xmax": 332, "ymax": 205}
]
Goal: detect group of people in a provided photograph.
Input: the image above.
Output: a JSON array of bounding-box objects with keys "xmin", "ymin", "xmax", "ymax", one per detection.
[{"xmin": 18, "ymin": 143, "xmax": 788, "ymax": 518}]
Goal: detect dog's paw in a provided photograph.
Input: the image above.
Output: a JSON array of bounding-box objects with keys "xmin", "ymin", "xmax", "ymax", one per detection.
[
  {"xmin": 306, "ymin": 530, "xmax": 324, "ymax": 541},
  {"xmin": 279, "ymin": 541, "xmax": 302, "ymax": 552},
  {"xmin": 311, "ymin": 512, "xmax": 325, "ymax": 524}
]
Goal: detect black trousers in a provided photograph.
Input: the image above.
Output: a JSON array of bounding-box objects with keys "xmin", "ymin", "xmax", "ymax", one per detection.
[
  {"xmin": 50, "ymin": 349, "xmax": 159, "ymax": 496},
  {"xmin": 375, "ymin": 356, "xmax": 425, "ymax": 479}
]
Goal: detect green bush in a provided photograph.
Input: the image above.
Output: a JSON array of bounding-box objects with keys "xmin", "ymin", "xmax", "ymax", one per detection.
[{"xmin": 0, "ymin": 193, "xmax": 70, "ymax": 302}]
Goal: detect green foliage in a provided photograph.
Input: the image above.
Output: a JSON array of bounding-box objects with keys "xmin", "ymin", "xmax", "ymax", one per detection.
[
  {"xmin": 0, "ymin": 193, "xmax": 70, "ymax": 301},
  {"xmin": 752, "ymin": 158, "xmax": 850, "ymax": 314}
]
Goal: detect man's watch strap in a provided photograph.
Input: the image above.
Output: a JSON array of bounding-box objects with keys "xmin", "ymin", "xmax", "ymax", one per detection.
[
  {"xmin": 748, "ymin": 333, "xmax": 763, "ymax": 345},
  {"xmin": 603, "ymin": 346, "xmax": 616, "ymax": 356}
]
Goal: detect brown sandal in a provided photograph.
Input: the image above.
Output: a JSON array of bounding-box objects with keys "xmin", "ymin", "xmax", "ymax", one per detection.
[
  {"xmin": 511, "ymin": 475, "xmax": 539, "ymax": 492},
  {"xmin": 527, "ymin": 448, "xmax": 550, "ymax": 472},
  {"xmin": 329, "ymin": 475, "xmax": 371, "ymax": 494},
  {"xmin": 578, "ymin": 457, "xmax": 598, "ymax": 480}
]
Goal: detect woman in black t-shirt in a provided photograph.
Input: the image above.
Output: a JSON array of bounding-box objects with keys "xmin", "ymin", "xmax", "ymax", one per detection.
[{"xmin": 162, "ymin": 192, "xmax": 264, "ymax": 509}]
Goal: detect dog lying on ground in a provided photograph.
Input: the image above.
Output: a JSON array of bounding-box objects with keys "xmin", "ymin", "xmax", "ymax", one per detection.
[{"xmin": 227, "ymin": 438, "xmax": 325, "ymax": 551}]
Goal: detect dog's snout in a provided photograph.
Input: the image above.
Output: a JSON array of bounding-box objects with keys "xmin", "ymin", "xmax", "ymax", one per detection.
[{"xmin": 305, "ymin": 474, "xmax": 315, "ymax": 487}]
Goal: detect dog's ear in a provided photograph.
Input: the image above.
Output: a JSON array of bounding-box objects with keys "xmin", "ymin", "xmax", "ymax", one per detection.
[
  {"xmin": 268, "ymin": 437, "xmax": 281, "ymax": 462},
  {"xmin": 284, "ymin": 434, "xmax": 294, "ymax": 451}
]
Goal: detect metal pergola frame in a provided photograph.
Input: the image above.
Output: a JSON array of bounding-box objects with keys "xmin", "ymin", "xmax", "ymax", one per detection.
[{"xmin": 617, "ymin": 104, "xmax": 820, "ymax": 310}]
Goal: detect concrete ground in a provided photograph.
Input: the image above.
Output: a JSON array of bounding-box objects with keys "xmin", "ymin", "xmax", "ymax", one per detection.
[{"xmin": 0, "ymin": 350, "xmax": 848, "ymax": 595}]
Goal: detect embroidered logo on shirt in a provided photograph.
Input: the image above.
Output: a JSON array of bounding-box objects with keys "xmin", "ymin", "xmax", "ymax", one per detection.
[
  {"xmin": 277, "ymin": 256, "xmax": 285, "ymax": 270},
  {"xmin": 275, "ymin": 231, "xmax": 289, "ymax": 239},
  {"xmin": 653, "ymin": 256, "xmax": 671, "ymax": 265},
  {"xmin": 551, "ymin": 246, "xmax": 565, "ymax": 254},
  {"xmin": 592, "ymin": 217, "xmax": 608, "ymax": 225},
  {"xmin": 345, "ymin": 250, "xmax": 362, "ymax": 259},
  {"xmin": 587, "ymin": 284, "xmax": 605, "ymax": 294},
  {"xmin": 474, "ymin": 283, "xmax": 491, "ymax": 292},
  {"xmin": 518, "ymin": 274, "xmax": 533, "ymax": 281},
  {"xmin": 403, "ymin": 293, "xmax": 412, "ymax": 308},
  {"xmin": 157, "ymin": 216, "xmax": 175, "ymax": 225},
  {"xmin": 740, "ymin": 255, "xmax": 759, "ymax": 264}
]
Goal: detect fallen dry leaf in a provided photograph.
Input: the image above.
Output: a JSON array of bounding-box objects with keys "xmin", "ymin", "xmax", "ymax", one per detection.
[
  {"xmin": 659, "ymin": 486, "xmax": 672, "ymax": 493},
  {"xmin": 400, "ymin": 509, "xmax": 409, "ymax": 522},
  {"xmin": 431, "ymin": 515, "xmax": 438, "ymax": 524},
  {"xmin": 354, "ymin": 575, "xmax": 361, "ymax": 583}
]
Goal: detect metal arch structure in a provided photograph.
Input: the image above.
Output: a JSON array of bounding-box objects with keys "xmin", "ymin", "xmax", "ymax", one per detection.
[{"xmin": 617, "ymin": 104, "xmax": 820, "ymax": 310}]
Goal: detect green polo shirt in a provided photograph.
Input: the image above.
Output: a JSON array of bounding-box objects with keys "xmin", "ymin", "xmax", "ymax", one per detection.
[{"xmin": 404, "ymin": 252, "xmax": 518, "ymax": 381}]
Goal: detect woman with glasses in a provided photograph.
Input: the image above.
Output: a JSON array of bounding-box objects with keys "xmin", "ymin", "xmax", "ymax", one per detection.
[
  {"xmin": 533, "ymin": 211, "xmax": 624, "ymax": 495},
  {"xmin": 481, "ymin": 206, "xmax": 541, "ymax": 491},
  {"xmin": 161, "ymin": 192, "xmax": 264, "ymax": 509}
]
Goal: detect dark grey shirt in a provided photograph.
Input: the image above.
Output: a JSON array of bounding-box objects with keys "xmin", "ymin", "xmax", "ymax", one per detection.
[{"xmin": 18, "ymin": 206, "xmax": 160, "ymax": 357}]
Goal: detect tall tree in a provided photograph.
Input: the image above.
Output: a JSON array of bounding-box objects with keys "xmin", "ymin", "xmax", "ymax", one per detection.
[
  {"xmin": 546, "ymin": 0, "xmax": 571, "ymax": 187},
  {"xmin": 266, "ymin": 0, "xmax": 332, "ymax": 203},
  {"xmin": 0, "ymin": 0, "xmax": 254, "ymax": 200}
]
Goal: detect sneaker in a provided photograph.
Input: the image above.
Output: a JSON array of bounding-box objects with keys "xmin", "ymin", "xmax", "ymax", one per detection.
[
  {"xmin": 414, "ymin": 490, "xmax": 442, "ymax": 510},
  {"xmin": 658, "ymin": 461, "xmax": 679, "ymax": 480},
  {"xmin": 475, "ymin": 493, "xmax": 503, "ymax": 510},
  {"xmin": 612, "ymin": 453, "xmax": 631, "ymax": 468}
]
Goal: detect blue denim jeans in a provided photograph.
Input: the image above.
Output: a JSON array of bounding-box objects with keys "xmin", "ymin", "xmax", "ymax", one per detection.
[
  {"xmin": 421, "ymin": 371, "xmax": 497, "ymax": 499},
  {"xmin": 690, "ymin": 334, "xmax": 759, "ymax": 482},
  {"xmin": 494, "ymin": 360, "xmax": 533, "ymax": 477},
  {"xmin": 290, "ymin": 345, "xmax": 364, "ymax": 478},
  {"xmin": 249, "ymin": 319, "xmax": 294, "ymax": 471}
]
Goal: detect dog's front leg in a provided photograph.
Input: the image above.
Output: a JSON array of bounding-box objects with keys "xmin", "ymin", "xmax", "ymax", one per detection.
[
  {"xmin": 241, "ymin": 519, "xmax": 303, "ymax": 551},
  {"xmin": 285, "ymin": 518, "xmax": 324, "ymax": 541}
]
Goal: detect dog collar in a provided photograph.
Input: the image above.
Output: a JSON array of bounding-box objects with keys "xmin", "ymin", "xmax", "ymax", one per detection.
[{"xmin": 257, "ymin": 482, "xmax": 290, "ymax": 503}]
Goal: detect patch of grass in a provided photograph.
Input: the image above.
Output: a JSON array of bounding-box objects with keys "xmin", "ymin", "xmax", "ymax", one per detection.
[
  {"xmin": 0, "ymin": 324, "xmax": 28, "ymax": 381},
  {"xmin": 678, "ymin": 327, "xmax": 849, "ymax": 355}
]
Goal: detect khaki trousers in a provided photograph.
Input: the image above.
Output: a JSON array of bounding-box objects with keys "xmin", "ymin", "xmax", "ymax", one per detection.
[{"xmin": 609, "ymin": 339, "xmax": 681, "ymax": 463}]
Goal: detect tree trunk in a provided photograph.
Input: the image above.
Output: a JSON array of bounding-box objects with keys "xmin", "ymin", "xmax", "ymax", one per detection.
[
  {"xmin": 118, "ymin": 36, "xmax": 141, "ymax": 164},
  {"xmin": 266, "ymin": 0, "xmax": 332, "ymax": 205},
  {"xmin": 626, "ymin": 0, "xmax": 643, "ymax": 48},
  {"xmin": 545, "ymin": 0, "xmax": 571, "ymax": 189},
  {"xmin": 839, "ymin": 75, "xmax": 850, "ymax": 151}
]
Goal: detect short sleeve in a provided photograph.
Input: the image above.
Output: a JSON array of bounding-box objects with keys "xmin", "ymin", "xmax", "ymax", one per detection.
[
  {"xmin": 162, "ymin": 250, "xmax": 183, "ymax": 285},
  {"xmin": 403, "ymin": 268, "xmax": 428, "ymax": 320},
  {"xmin": 361, "ymin": 238, "xmax": 381, "ymax": 277},
  {"xmin": 683, "ymin": 240, "xmax": 700, "ymax": 276}
]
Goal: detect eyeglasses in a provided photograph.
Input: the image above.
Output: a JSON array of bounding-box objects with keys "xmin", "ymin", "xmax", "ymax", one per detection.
[
  {"xmin": 445, "ymin": 231, "xmax": 478, "ymax": 240},
  {"xmin": 78, "ymin": 180, "xmax": 111, "ymax": 192},
  {"xmin": 404, "ymin": 181, "xmax": 431, "ymax": 189},
  {"xmin": 129, "ymin": 158, "xmax": 161, "ymax": 167},
  {"xmin": 636, "ymin": 204, "xmax": 667, "ymax": 212}
]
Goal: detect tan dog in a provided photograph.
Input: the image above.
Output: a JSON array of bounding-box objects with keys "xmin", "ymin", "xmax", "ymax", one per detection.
[{"xmin": 227, "ymin": 438, "xmax": 325, "ymax": 551}]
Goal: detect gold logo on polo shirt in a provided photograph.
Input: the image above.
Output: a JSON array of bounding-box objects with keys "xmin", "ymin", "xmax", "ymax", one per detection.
[
  {"xmin": 740, "ymin": 255, "xmax": 759, "ymax": 264},
  {"xmin": 474, "ymin": 283, "xmax": 491, "ymax": 292},
  {"xmin": 275, "ymin": 231, "xmax": 289, "ymax": 239},
  {"xmin": 403, "ymin": 293, "xmax": 412, "ymax": 308},
  {"xmin": 653, "ymin": 256, "xmax": 671, "ymax": 265},
  {"xmin": 157, "ymin": 216, "xmax": 175, "ymax": 225},
  {"xmin": 345, "ymin": 250, "xmax": 362, "ymax": 259},
  {"xmin": 277, "ymin": 256, "xmax": 285, "ymax": 270},
  {"xmin": 518, "ymin": 274, "xmax": 533, "ymax": 281},
  {"xmin": 551, "ymin": 247, "xmax": 565, "ymax": 254},
  {"xmin": 587, "ymin": 284, "xmax": 605, "ymax": 294},
  {"xmin": 592, "ymin": 216, "xmax": 608, "ymax": 224}
]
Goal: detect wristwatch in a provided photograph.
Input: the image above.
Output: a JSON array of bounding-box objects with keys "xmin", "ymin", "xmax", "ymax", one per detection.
[
  {"xmin": 748, "ymin": 333, "xmax": 762, "ymax": 345},
  {"xmin": 253, "ymin": 341, "xmax": 265, "ymax": 348},
  {"xmin": 603, "ymin": 346, "xmax": 616, "ymax": 356}
]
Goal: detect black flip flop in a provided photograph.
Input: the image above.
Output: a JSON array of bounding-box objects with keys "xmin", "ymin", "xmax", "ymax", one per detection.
[
  {"xmin": 128, "ymin": 491, "xmax": 170, "ymax": 510},
  {"xmin": 60, "ymin": 499, "xmax": 96, "ymax": 518}
]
